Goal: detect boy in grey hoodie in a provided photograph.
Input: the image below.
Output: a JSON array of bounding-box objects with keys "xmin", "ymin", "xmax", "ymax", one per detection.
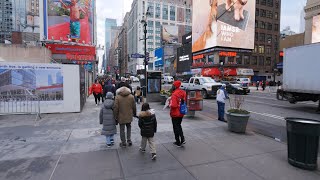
[{"xmin": 99, "ymin": 92, "xmax": 117, "ymax": 147}]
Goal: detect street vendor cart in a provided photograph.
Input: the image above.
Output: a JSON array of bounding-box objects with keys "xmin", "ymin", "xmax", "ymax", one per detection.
[{"xmin": 186, "ymin": 89, "xmax": 203, "ymax": 117}]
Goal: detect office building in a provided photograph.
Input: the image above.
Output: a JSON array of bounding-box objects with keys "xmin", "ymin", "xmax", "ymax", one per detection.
[
  {"xmin": 304, "ymin": 0, "xmax": 320, "ymax": 44},
  {"xmin": 118, "ymin": 12, "xmax": 129, "ymax": 76},
  {"xmin": 126, "ymin": 0, "xmax": 192, "ymax": 74},
  {"xmin": 104, "ymin": 18, "xmax": 118, "ymax": 71},
  {"xmin": 0, "ymin": 0, "xmax": 14, "ymax": 43}
]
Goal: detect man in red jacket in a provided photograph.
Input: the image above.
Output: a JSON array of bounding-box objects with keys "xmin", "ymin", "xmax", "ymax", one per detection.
[{"xmin": 170, "ymin": 80, "xmax": 187, "ymax": 147}]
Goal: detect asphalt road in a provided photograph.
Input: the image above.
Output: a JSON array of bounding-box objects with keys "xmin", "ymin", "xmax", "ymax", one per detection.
[{"xmin": 200, "ymin": 89, "xmax": 320, "ymax": 142}]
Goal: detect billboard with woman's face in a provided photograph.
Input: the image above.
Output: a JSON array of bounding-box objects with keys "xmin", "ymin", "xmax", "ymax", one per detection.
[
  {"xmin": 192, "ymin": 0, "xmax": 255, "ymax": 53},
  {"xmin": 312, "ymin": 15, "xmax": 320, "ymax": 43}
]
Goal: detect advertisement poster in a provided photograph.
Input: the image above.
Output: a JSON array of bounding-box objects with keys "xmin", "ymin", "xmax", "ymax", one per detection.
[
  {"xmin": 47, "ymin": 0, "xmax": 94, "ymax": 43},
  {"xmin": 177, "ymin": 43, "xmax": 192, "ymax": 73},
  {"xmin": 162, "ymin": 25, "xmax": 179, "ymax": 44},
  {"xmin": 192, "ymin": 0, "xmax": 255, "ymax": 53},
  {"xmin": 0, "ymin": 63, "xmax": 80, "ymax": 113},
  {"xmin": 312, "ymin": 15, "xmax": 320, "ymax": 43}
]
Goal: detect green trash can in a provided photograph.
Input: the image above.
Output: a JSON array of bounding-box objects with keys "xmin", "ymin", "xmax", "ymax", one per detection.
[{"xmin": 286, "ymin": 117, "xmax": 320, "ymax": 170}]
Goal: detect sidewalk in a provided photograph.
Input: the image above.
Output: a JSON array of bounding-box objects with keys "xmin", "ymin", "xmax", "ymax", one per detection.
[{"xmin": 0, "ymin": 96, "xmax": 319, "ymax": 180}]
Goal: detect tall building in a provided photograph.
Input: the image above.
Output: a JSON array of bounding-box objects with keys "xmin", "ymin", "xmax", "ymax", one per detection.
[
  {"xmin": 304, "ymin": 0, "xmax": 320, "ymax": 44},
  {"xmin": 251, "ymin": 0, "xmax": 281, "ymax": 80},
  {"xmin": 300, "ymin": 8, "xmax": 306, "ymax": 33},
  {"xmin": 0, "ymin": 0, "xmax": 14, "ymax": 43},
  {"xmin": 118, "ymin": 12, "xmax": 129, "ymax": 76},
  {"xmin": 126, "ymin": 0, "xmax": 192, "ymax": 74},
  {"xmin": 104, "ymin": 18, "xmax": 118, "ymax": 71}
]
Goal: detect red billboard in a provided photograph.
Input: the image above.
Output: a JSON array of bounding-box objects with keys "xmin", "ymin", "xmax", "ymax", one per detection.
[
  {"xmin": 46, "ymin": 44, "xmax": 96, "ymax": 55},
  {"xmin": 47, "ymin": 0, "xmax": 94, "ymax": 43}
]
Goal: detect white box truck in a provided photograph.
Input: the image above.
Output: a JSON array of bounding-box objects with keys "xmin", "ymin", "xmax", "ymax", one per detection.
[{"xmin": 277, "ymin": 43, "xmax": 320, "ymax": 111}]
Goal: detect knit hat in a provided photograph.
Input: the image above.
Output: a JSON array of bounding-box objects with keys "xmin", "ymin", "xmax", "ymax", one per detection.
[
  {"xmin": 173, "ymin": 80, "xmax": 181, "ymax": 88},
  {"xmin": 106, "ymin": 92, "xmax": 114, "ymax": 99}
]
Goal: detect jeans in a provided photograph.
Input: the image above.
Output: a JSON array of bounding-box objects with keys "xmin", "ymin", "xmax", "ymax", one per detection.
[
  {"xmin": 105, "ymin": 134, "xmax": 114, "ymax": 145},
  {"xmin": 217, "ymin": 101, "xmax": 225, "ymax": 121},
  {"xmin": 140, "ymin": 136, "xmax": 156, "ymax": 154},
  {"xmin": 135, "ymin": 96, "xmax": 143, "ymax": 104},
  {"xmin": 171, "ymin": 117, "xmax": 184, "ymax": 144},
  {"xmin": 120, "ymin": 123, "xmax": 131, "ymax": 144},
  {"xmin": 93, "ymin": 93, "xmax": 101, "ymax": 104}
]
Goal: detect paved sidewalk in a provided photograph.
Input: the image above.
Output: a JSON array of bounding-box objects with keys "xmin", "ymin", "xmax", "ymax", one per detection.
[{"xmin": 0, "ymin": 97, "xmax": 319, "ymax": 180}]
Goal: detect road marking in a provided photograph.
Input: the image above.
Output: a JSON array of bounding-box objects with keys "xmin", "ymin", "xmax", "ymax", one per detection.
[
  {"xmin": 248, "ymin": 111, "xmax": 285, "ymax": 121},
  {"xmin": 249, "ymin": 95, "xmax": 318, "ymax": 106}
]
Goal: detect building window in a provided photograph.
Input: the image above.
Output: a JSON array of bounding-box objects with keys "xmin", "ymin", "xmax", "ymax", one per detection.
[
  {"xmin": 185, "ymin": 25, "xmax": 192, "ymax": 33},
  {"xmin": 260, "ymin": 9, "xmax": 266, "ymax": 17},
  {"xmin": 266, "ymin": 11, "xmax": 273, "ymax": 18},
  {"xmin": 255, "ymin": 20, "xmax": 258, "ymax": 28},
  {"xmin": 208, "ymin": 54, "xmax": 214, "ymax": 63},
  {"xmin": 259, "ymin": 56, "xmax": 265, "ymax": 65},
  {"xmin": 267, "ymin": 0, "xmax": 273, "ymax": 7},
  {"xmin": 261, "ymin": 0, "xmax": 266, "ymax": 5},
  {"xmin": 244, "ymin": 56, "xmax": 250, "ymax": 65},
  {"xmin": 267, "ymin": 34, "xmax": 272, "ymax": 43},
  {"xmin": 148, "ymin": 2, "xmax": 154, "ymax": 18},
  {"xmin": 252, "ymin": 56, "xmax": 257, "ymax": 65},
  {"xmin": 236, "ymin": 55, "xmax": 243, "ymax": 64},
  {"xmin": 266, "ymin": 46, "xmax": 271, "ymax": 54},
  {"xmin": 274, "ymin": 24, "xmax": 279, "ymax": 31},
  {"xmin": 155, "ymin": 3, "xmax": 160, "ymax": 19},
  {"xmin": 162, "ymin": 4, "xmax": 168, "ymax": 20},
  {"xmin": 259, "ymin": 45, "xmax": 265, "ymax": 54},
  {"xmin": 255, "ymin": 32, "xmax": 258, "ymax": 41},
  {"xmin": 256, "ymin": 0, "xmax": 260, "ymax": 4},
  {"xmin": 266, "ymin": 57, "xmax": 271, "ymax": 65},
  {"xmin": 259, "ymin": 33, "xmax": 265, "ymax": 42},
  {"xmin": 275, "ymin": 0, "xmax": 279, "ymax": 8},
  {"xmin": 186, "ymin": 9, "xmax": 192, "ymax": 23},
  {"xmin": 256, "ymin": 8, "xmax": 259, "ymax": 17},
  {"xmin": 170, "ymin": 6, "xmax": 175, "ymax": 21},
  {"xmin": 274, "ymin": 12, "xmax": 278, "ymax": 20},
  {"xmin": 260, "ymin": 21, "xmax": 265, "ymax": 29},
  {"xmin": 267, "ymin": 23, "xmax": 272, "ymax": 30},
  {"xmin": 254, "ymin": 44, "xmax": 258, "ymax": 53}
]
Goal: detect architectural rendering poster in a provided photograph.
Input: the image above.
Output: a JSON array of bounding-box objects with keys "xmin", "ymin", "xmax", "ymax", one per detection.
[
  {"xmin": 162, "ymin": 25, "xmax": 179, "ymax": 44},
  {"xmin": 0, "ymin": 63, "xmax": 80, "ymax": 113},
  {"xmin": 312, "ymin": 15, "xmax": 320, "ymax": 43},
  {"xmin": 192, "ymin": 0, "xmax": 255, "ymax": 52}
]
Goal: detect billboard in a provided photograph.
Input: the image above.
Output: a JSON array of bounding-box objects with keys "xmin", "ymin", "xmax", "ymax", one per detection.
[
  {"xmin": 162, "ymin": 25, "xmax": 179, "ymax": 44},
  {"xmin": 47, "ymin": 0, "xmax": 94, "ymax": 43},
  {"xmin": 0, "ymin": 63, "xmax": 80, "ymax": 113},
  {"xmin": 192, "ymin": 0, "xmax": 255, "ymax": 53},
  {"xmin": 177, "ymin": 43, "xmax": 192, "ymax": 73},
  {"xmin": 154, "ymin": 48, "xmax": 163, "ymax": 67},
  {"xmin": 312, "ymin": 15, "xmax": 320, "ymax": 43}
]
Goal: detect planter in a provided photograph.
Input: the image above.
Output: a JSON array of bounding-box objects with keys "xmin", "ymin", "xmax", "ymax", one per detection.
[{"xmin": 226, "ymin": 112, "xmax": 250, "ymax": 133}]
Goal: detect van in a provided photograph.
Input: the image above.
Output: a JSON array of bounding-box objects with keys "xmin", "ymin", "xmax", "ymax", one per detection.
[
  {"xmin": 236, "ymin": 78, "xmax": 251, "ymax": 87},
  {"xmin": 163, "ymin": 76, "xmax": 174, "ymax": 84}
]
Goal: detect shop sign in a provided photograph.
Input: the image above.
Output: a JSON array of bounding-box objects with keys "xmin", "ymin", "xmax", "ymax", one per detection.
[
  {"xmin": 191, "ymin": 68, "xmax": 202, "ymax": 74},
  {"xmin": 219, "ymin": 51, "xmax": 237, "ymax": 57},
  {"xmin": 193, "ymin": 54, "xmax": 204, "ymax": 60},
  {"xmin": 179, "ymin": 55, "xmax": 189, "ymax": 62},
  {"xmin": 236, "ymin": 68, "xmax": 254, "ymax": 76},
  {"xmin": 46, "ymin": 44, "xmax": 96, "ymax": 55},
  {"xmin": 66, "ymin": 54, "xmax": 95, "ymax": 61},
  {"xmin": 201, "ymin": 67, "xmax": 221, "ymax": 76},
  {"xmin": 224, "ymin": 68, "xmax": 237, "ymax": 76}
]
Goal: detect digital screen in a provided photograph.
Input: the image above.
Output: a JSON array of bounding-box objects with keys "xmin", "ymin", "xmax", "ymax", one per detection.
[
  {"xmin": 312, "ymin": 15, "xmax": 320, "ymax": 43},
  {"xmin": 192, "ymin": 0, "xmax": 256, "ymax": 52}
]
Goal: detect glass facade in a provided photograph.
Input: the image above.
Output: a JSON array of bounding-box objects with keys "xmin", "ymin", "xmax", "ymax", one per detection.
[
  {"xmin": 170, "ymin": 6, "xmax": 175, "ymax": 21},
  {"xmin": 155, "ymin": 3, "xmax": 161, "ymax": 19},
  {"xmin": 185, "ymin": 8, "xmax": 191, "ymax": 23},
  {"xmin": 147, "ymin": 2, "xmax": 154, "ymax": 18},
  {"xmin": 162, "ymin": 5, "xmax": 168, "ymax": 20}
]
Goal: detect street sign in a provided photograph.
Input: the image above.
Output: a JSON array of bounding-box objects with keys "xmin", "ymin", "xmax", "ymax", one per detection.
[{"xmin": 131, "ymin": 53, "xmax": 145, "ymax": 58}]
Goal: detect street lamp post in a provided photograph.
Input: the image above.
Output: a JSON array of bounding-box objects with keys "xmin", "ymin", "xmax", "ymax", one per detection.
[{"xmin": 140, "ymin": 7, "xmax": 150, "ymax": 101}]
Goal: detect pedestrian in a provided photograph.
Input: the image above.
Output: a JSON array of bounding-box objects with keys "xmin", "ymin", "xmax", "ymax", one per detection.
[
  {"xmin": 116, "ymin": 77, "xmax": 132, "ymax": 93},
  {"xmin": 216, "ymin": 84, "xmax": 229, "ymax": 122},
  {"xmin": 134, "ymin": 86, "xmax": 143, "ymax": 104},
  {"xmin": 256, "ymin": 81, "xmax": 259, "ymax": 90},
  {"xmin": 101, "ymin": 81, "xmax": 105, "ymax": 102},
  {"xmin": 169, "ymin": 80, "xmax": 187, "ymax": 147},
  {"xmin": 99, "ymin": 92, "xmax": 117, "ymax": 147},
  {"xmin": 104, "ymin": 79, "xmax": 116, "ymax": 97},
  {"xmin": 138, "ymin": 103, "xmax": 157, "ymax": 160},
  {"xmin": 262, "ymin": 81, "xmax": 266, "ymax": 91},
  {"xmin": 91, "ymin": 79, "xmax": 103, "ymax": 106},
  {"xmin": 114, "ymin": 86, "xmax": 137, "ymax": 148}
]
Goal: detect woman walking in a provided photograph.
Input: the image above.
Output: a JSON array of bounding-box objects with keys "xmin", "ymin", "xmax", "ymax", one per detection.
[{"xmin": 91, "ymin": 79, "xmax": 103, "ymax": 106}]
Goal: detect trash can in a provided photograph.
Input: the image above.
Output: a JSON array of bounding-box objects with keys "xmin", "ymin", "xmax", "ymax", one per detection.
[{"xmin": 286, "ymin": 117, "xmax": 320, "ymax": 170}]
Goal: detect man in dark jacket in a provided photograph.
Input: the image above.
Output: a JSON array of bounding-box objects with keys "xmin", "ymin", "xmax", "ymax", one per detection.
[
  {"xmin": 138, "ymin": 103, "xmax": 157, "ymax": 160},
  {"xmin": 116, "ymin": 77, "xmax": 132, "ymax": 93},
  {"xmin": 170, "ymin": 80, "xmax": 187, "ymax": 147}
]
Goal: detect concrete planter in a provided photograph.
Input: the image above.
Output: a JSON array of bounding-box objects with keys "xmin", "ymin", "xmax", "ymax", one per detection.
[{"xmin": 226, "ymin": 112, "xmax": 250, "ymax": 133}]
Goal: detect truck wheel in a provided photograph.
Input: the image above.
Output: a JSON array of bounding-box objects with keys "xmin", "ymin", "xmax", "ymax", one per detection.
[{"xmin": 201, "ymin": 90, "xmax": 208, "ymax": 99}]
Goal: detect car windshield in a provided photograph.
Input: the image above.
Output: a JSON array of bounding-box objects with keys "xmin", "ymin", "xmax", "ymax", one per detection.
[{"xmin": 200, "ymin": 78, "xmax": 216, "ymax": 83}]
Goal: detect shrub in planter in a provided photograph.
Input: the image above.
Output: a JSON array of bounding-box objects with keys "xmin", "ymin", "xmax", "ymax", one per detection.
[{"xmin": 226, "ymin": 95, "xmax": 250, "ymax": 133}]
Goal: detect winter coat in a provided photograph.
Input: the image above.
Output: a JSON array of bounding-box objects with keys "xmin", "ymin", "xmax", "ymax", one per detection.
[
  {"xmin": 116, "ymin": 82, "xmax": 132, "ymax": 93},
  {"xmin": 92, "ymin": 83, "xmax": 103, "ymax": 94},
  {"xmin": 138, "ymin": 109, "xmax": 157, "ymax": 137},
  {"xmin": 104, "ymin": 84, "xmax": 115, "ymax": 96},
  {"xmin": 99, "ymin": 99, "xmax": 117, "ymax": 135},
  {"xmin": 170, "ymin": 88, "xmax": 187, "ymax": 118},
  {"xmin": 113, "ymin": 87, "xmax": 137, "ymax": 124}
]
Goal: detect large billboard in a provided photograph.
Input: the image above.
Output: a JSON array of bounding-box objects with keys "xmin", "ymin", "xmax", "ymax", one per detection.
[
  {"xmin": 162, "ymin": 25, "xmax": 179, "ymax": 44},
  {"xmin": 0, "ymin": 63, "xmax": 81, "ymax": 113},
  {"xmin": 312, "ymin": 15, "xmax": 320, "ymax": 43},
  {"xmin": 177, "ymin": 43, "xmax": 192, "ymax": 73},
  {"xmin": 192, "ymin": 0, "xmax": 255, "ymax": 53},
  {"xmin": 47, "ymin": 0, "xmax": 94, "ymax": 43}
]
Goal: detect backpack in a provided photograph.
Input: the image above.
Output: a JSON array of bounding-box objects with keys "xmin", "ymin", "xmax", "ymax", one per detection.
[{"xmin": 179, "ymin": 98, "xmax": 188, "ymax": 115}]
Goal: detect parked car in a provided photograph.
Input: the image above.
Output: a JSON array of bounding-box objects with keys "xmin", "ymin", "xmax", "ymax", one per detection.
[
  {"xmin": 236, "ymin": 78, "xmax": 251, "ymax": 87},
  {"xmin": 181, "ymin": 77, "xmax": 222, "ymax": 98},
  {"xmin": 222, "ymin": 81, "xmax": 250, "ymax": 95},
  {"xmin": 162, "ymin": 76, "xmax": 174, "ymax": 84}
]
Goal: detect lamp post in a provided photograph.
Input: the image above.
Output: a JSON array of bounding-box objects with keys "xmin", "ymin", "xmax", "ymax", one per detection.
[{"xmin": 140, "ymin": 7, "xmax": 150, "ymax": 101}]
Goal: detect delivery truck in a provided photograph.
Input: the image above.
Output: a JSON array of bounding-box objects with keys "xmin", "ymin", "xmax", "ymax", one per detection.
[{"xmin": 277, "ymin": 43, "xmax": 320, "ymax": 112}]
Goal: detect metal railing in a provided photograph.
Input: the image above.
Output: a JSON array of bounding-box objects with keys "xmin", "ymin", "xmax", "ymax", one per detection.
[{"xmin": 0, "ymin": 89, "xmax": 41, "ymax": 121}]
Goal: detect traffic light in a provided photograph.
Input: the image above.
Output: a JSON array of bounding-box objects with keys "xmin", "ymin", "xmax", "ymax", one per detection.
[{"xmin": 146, "ymin": 52, "xmax": 150, "ymax": 62}]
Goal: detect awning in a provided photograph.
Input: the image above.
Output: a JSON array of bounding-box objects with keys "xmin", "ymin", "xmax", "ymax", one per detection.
[{"xmin": 201, "ymin": 67, "xmax": 238, "ymax": 76}]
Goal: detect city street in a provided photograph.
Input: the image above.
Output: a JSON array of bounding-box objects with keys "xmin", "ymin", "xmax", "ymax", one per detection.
[{"xmin": 200, "ymin": 87, "xmax": 320, "ymax": 142}]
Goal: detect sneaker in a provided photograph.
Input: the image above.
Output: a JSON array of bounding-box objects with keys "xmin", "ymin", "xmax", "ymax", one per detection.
[
  {"xmin": 139, "ymin": 147, "xmax": 146, "ymax": 153},
  {"xmin": 119, "ymin": 143, "xmax": 127, "ymax": 148},
  {"xmin": 151, "ymin": 153, "xmax": 157, "ymax": 160},
  {"xmin": 110, "ymin": 140, "xmax": 114, "ymax": 145},
  {"xmin": 173, "ymin": 142, "xmax": 182, "ymax": 147},
  {"xmin": 127, "ymin": 141, "xmax": 132, "ymax": 146},
  {"xmin": 181, "ymin": 140, "xmax": 186, "ymax": 145},
  {"xmin": 96, "ymin": 104, "xmax": 98, "ymax": 106},
  {"xmin": 106, "ymin": 144, "xmax": 111, "ymax": 148}
]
